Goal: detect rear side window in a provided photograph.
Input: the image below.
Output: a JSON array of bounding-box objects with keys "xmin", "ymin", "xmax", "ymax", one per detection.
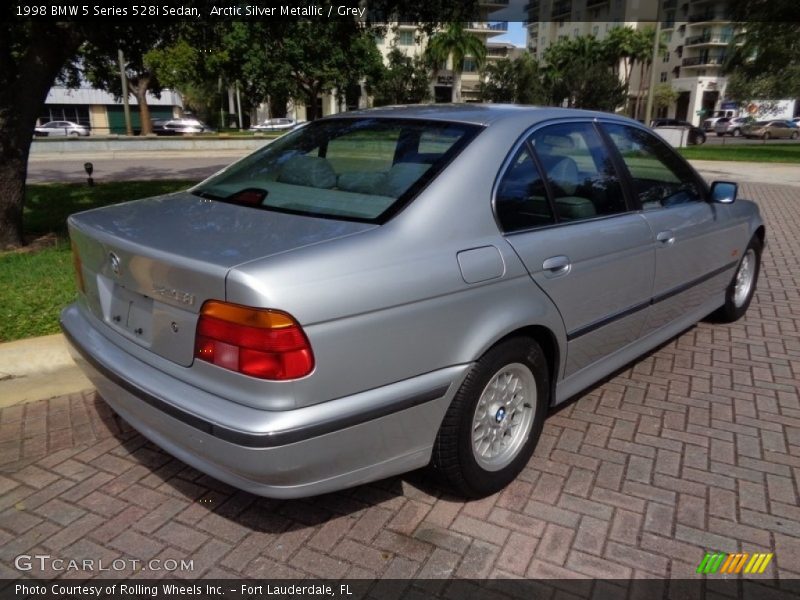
[
  {"xmin": 495, "ymin": 147, "xmax": 554, "ymax": 232},
  {"xmin": 529, "ymin": 122, "xmax": 627, "ymax": 221},
  {"xmin": 602, "ymin": 123, "xmax": 705, "ymax": 209}
]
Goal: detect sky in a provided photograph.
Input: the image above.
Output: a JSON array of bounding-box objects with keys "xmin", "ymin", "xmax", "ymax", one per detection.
[{"xmin": 492, "ymin": 22, "xmax": 528, "ymax": 48}]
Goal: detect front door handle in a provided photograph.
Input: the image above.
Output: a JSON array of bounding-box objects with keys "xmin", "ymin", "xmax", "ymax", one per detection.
[
  {"xmin": 542, "ymin": 255, "xmax": 571, "ymax": 277},
  {"xmin": 656, "ymin": 230, "xmax": 675, "ymax": 245}
]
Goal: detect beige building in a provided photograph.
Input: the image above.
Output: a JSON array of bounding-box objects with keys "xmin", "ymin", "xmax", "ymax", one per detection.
[{"xmin": 526, "ymin": 0, "xmax": 738, "ymax": 126}]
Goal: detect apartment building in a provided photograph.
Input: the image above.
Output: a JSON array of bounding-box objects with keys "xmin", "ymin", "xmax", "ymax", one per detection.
[
  {"xmin": 374, "ymin": 2, "xmax": 510, "ymax": 103},
  {"xmin": 526, "ymin": 0, "xmax": 738, "ymax": 126}
]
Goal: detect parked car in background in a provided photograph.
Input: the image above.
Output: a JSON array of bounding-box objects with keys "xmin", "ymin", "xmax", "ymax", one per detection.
[
  {"xmin": 251, "ymin": 117, "xmax": 300, "ymax": 132},
  {"xmin": 63, "ymin": 105, "xmax": 764, "ymax": 499},
  {"xmin": 702, "ymin": 109, "xmax": 737, "ymax": 131},
  {"xmin": 152, "ymin": 118, "xmax": 214, "ymax": 135},
  {"xmin": 714, "ymin": 116, "xmax": 754, "ymax": 137},
  {"xmin": 650, "ymin": 118, "xmax": 706, "ymax": 145},
  {"xmin": 742, "ymin": 119, "xmax": 800, "ymax": 140},
  {"xmin": 34, "ymin": 120, "xmax": 90, "ymax": 137}
]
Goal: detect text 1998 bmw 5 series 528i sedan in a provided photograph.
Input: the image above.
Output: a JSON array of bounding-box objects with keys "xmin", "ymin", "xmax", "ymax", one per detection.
[{"xmin": 62, "ymin": 105, "xmax": 764, "ymax": 498}]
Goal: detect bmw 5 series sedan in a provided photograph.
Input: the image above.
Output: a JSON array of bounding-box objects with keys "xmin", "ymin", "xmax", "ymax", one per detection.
[{"xmin": 62, "ymin": 105, "xmax": 764, "ymax": 499}]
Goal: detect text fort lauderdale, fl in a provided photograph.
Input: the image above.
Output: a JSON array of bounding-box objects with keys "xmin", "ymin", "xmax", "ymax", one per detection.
[{"xmin": 210, "ymin": 5, "xmax": 367, "ymax": 17}]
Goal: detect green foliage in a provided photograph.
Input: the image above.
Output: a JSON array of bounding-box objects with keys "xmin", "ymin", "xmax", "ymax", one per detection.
[
  {"xmin": 653, "ymin": 83, "xmax": 679, "ymax": 110},
  {"xmin": 725, "ymin": 0, "xmax": 800, "ymax": 100},
  {"xmin": 371, "ymin": 48, "xmax": 431, "ymax": 106},
  {"xmin": 480, "ymin": 53, "xmax": 545, "ymax": 105},
  {"xmin": 543, "ymin": 36, "xmax": 626, "ymax": 111}
]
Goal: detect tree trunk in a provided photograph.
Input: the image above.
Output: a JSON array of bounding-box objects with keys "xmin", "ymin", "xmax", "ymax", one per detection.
[
  {"xmin": 452, "ymin": 70, "xmax": 462, "ymax": 103},
  {"xmin": 132, "ymin": 76, "xmax": 153, "ymax": 135},
  {"xmin": 0, "ymin": 25, "xmax": 83, "ymax": 248}
]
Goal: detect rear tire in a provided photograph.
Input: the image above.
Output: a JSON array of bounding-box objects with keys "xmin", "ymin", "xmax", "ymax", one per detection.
[
  {"xmin": 431, "ymin": 337, "xmax": 549, "ymax": 498},
  {"xmin": 763, "ymin": 132, "xmax": 770, "ymax": 140},
  {"xmin": 732, "ymin": 128, "xmax": 741, "ymax": 137},
  {"xmin": 791, "ymin": 131, "xmax": 798, "ymax": 140},
  {"xmin": 712, "ymin": 236, "xmax": 762, "ymax": 323}
]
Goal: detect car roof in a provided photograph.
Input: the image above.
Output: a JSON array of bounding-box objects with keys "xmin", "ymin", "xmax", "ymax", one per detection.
[{"xmin": 326, "ymin": 104, "xmax": 632, "ymax": 127}]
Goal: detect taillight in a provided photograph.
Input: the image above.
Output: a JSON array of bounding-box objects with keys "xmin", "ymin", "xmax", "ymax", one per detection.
[
  {"xmin": 194, "ymin": 300, "xmax": 314, "ymax": 380},
  {"xmin": 70, "ymin": 239, "xmax": 86, "ymax": 294}
]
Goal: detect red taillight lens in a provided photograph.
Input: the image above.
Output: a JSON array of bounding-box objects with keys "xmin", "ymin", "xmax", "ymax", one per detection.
[{"xmin": 194, "ymin": 301, "xmax": 314, "ymax": 380}]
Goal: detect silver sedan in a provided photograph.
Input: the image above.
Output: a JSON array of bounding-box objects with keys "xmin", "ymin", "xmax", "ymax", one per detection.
[{"xmin": 62, "ymin": 105, "xmax": 764, "ymax": 499}]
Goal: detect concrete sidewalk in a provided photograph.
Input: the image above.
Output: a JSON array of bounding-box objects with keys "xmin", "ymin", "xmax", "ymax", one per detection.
[{"xmin": 0, "ymin": 334, "xmax": 91, "ymax": 409}]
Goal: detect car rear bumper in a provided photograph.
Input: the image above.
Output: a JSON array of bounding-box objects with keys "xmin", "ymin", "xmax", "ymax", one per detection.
[{"xmin": 61, "ymin": 303, "xmax": 467, "ymax": 498}]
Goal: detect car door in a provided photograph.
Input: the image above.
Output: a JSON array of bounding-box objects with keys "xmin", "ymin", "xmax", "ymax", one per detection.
[
  {"xmin": 601, "ymin": 122, "xmax": 739, "ymax": 334},
  {"xmin": 497, "ymin": 120, "xmax": 655, "ymax": 378}
]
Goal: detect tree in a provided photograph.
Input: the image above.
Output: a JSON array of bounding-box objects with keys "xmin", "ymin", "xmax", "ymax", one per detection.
[
  {"xmin": 724, "ymin": 0, "xmax": 800, "ymax": 100},
  {"xmin": 653, "ymin": 83, "xmax": 678, "ymax": 113},
  {"xmin": 278, "ymin": 21, "xmax": 383, "ymax": 120},
  {"xmin": 0, "ymin": 18, "xmax": 88, "ymax": 248},
  {"xmin": 425, "ymin": 23, "xmax": 487, "ymax": 103},
  {"xmin": 79, "ymin": 25, "xmax": 179, "ymax": 135},
  {"xmin": 371, "ymin": 48, "xmax": 431, "ymax": 106},
  {"xmin": 480, "ymin": 53, "xmax": 545, "ymax": 105},
  {"xmin": 543, "ymin": 36, "xmax": 626, "ymax": 111}
]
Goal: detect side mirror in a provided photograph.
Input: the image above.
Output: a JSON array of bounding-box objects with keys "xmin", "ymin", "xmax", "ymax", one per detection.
[{"xmin": 710, "ymin": 181, "xmax": 737, "ymax": 204}]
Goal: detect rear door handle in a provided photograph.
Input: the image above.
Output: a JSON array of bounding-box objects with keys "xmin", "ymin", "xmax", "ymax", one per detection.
[
  {"xmin": 656, "ymin": 230, "xmax": 675, "ymax": 245},
  {"xmin": 542, "ymin": 255, "xmax": 571, "ymax": 277}
]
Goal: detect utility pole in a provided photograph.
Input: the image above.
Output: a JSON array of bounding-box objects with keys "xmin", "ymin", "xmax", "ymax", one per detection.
[
  {"xmin": 644, "ymin": 5, "xmax": 662, "ymax": 126},
  {"xmin": 118, "ymin": 49, "xmax": 133, "ymax": 136}
]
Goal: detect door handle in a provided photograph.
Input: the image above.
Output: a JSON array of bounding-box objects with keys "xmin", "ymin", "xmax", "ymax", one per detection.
[
  {"xmin": 542, "ymin": 255, "xmax": 571, "ymax": 276},
  {"xmin": 656, "ymin": 230, "xmax": 675, "ymax": 245}
]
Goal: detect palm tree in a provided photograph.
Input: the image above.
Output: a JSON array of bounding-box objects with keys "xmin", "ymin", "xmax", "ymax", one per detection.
[{"xmin": 425, "ymin": 23, "xmax": 487, "ymax": 103}]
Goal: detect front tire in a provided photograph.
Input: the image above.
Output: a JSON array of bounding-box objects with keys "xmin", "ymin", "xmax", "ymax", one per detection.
[
  {"xmin": 791, "ymin": 131, "xmax": 798, "ymax": 140},
  {"xmin": 431, "ymin": 337, "xmax": 549, "ymax": 498},
  {"xmin": 712, "ymin": 236, "xmax": 762, "ymax": 323}
]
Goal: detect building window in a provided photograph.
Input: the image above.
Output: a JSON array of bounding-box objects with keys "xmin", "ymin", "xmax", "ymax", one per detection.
[
  {"xmin": 592, "ymin": 25, "xmax": 599, "ymax": 37},
  {"xmin": 663, "ymin": 31, "xmax": 672, "ymax": 42},
  {"xmin": 573, "ymin": 28, "xmax": 579, "ymax": 37},
  {"xmin": 463, "ymin": 57, "xmax": 478, "ymax": 73},
  {"xmin": 398, "ymin": 30, "xmax": 414, "ymax": 46},
  {"xmin": 662, "ymin": 51, "xmax": 670, "ymax": 63},
  {"xmin": 660, "ymin": 72, "xmax": 668, "ymax": 82}
]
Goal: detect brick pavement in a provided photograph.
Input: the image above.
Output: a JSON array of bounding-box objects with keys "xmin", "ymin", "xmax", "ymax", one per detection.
[{"xmin": 1, "ymin": 182, "xmax": 799, "ymax": 581}]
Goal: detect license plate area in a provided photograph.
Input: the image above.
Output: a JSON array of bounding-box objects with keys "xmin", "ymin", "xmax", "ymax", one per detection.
[{"xmin": 108, "ymin": 284, "xmax": 154, "ymax": 344}]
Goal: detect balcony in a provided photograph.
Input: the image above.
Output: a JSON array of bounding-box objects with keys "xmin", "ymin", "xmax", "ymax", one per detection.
[
  {"xmin": 682, "ymin": 54, "xmax": 727, "ymax": 67},
  {"xmin": 552, "ymin": 0, "xmax": 572, "ymax": 18},
  {"xmin": 586, "ymin": 0, "xmax": 609, "ymax": 7},
  {"xmin": 479, "ymin": 0, "xmax": 510, "ymax": 5},
  {"xmin": 688, "ymin": 11, "xmax": 730, "ymax": 23},
  {"xmin": 465, "ymin": 22, "xmax": 508, "ymax": 32},
  {"xmin": 488, "ymin": 22, "xmax": 509, "ymax": 31},
  {"xmin": 662, "ymin": 0, "xmax": 677, "ymax": 8},
  {"xmin": 662, "ymin": 20, "xmax": 676, "ymax": 29},
  {"xmin": 685, "ymin": 33, "xmax": 733, "ymax": 46}
]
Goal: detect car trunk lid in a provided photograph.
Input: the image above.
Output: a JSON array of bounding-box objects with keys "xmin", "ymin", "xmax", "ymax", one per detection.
[{"xmin": 69, "ymin": 191, "xmax": 376, "ymax": 366}]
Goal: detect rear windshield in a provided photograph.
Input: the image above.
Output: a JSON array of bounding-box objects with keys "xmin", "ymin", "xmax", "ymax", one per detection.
[{"xmin": 192, "ymin": 118, "xmax": 481, "ymax": 223}]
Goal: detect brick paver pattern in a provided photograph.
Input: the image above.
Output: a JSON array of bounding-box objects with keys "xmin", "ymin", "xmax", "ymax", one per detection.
[{"xmin": 1, "ymin": 182, "xmax": 799, "ymax": 581}]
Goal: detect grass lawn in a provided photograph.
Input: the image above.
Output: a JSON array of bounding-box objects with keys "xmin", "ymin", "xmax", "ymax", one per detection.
[
  {"xmin": 678, "ymin": 143, "xmax": 800, "ymax": 163},
  {"xmin": 1, "ymin": 180, "xmax": 194, "ymax": 342}
]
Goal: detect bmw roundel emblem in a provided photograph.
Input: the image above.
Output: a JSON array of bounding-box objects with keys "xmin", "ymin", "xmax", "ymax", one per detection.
[{"xmin": 109, "ymin": 252, "xmax": 121, "ymax": 276}]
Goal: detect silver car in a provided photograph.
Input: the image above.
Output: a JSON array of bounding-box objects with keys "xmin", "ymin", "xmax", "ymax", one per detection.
[
  {"xmin": 34, "ymin": 120, "xmax": 90, "ymax": 137},
  {"xmin": 62, "ymin": 106, "xmax": 764, "ymax": 499}
]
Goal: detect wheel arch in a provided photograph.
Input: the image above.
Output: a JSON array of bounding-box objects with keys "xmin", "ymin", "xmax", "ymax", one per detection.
[{"xmin": 479, "ymin": 324, "xmax": 561, "ymax": 407}]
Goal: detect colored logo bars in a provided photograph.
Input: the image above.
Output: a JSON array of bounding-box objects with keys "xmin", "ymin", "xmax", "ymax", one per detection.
[{"xmin": 697, "ymin": 552, "xmax": 773, "ymax": 575}]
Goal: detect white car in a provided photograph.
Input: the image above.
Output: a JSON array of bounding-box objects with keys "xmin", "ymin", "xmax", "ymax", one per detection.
[
  {"xmin": 34, "ymin": 121, "xmax": 90, "ymax": 137},
  {"xmin": 251, "ymin": 118, "xmax": 299, "ymax": 132}
]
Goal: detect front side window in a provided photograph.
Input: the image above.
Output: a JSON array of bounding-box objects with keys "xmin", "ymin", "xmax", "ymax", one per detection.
[
  {"xmin": 193, "ymin": 118, "xmax": 480, "ymax": 223},
  {"xmin": 602, "ymin": 123, "xmax": 705, "ymax": 209},
  {"xmin": 529, "ymin": 122, "xmax": 627, "ymax": 221}
]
